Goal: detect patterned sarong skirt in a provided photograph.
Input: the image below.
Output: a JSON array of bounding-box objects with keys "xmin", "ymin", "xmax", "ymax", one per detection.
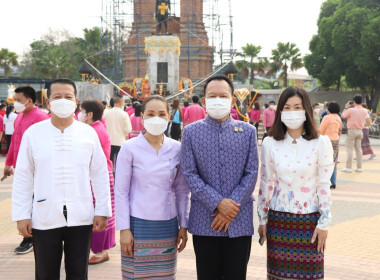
[
  {"xmin": 91, "ymin": 171, "xmax": 116, "ymax": 253},
  {"xmin": 122, "ymin": 216, "xmax": 178, "ymax": 280},
  {"xmin": 267, "ymin": 210, "xmax": 324, "ymax": 280}
]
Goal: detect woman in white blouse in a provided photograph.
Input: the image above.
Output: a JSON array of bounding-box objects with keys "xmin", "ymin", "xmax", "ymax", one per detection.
[
  {"xmin": 4, "ymin": 104, "xmax": 17, "ymax": 152},
  {"xmin": 258, "ymin": 87, "xmax": 334, "ymax": 280}
]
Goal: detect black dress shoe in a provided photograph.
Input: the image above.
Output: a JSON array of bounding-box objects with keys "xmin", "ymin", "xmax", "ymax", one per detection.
[{"xmin": 330, "ymin": 184, "xmax": 336, "ymax": 189}]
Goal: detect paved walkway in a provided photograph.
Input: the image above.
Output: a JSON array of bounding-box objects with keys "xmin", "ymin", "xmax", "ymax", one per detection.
[{"xmin": 0, "ymin": 139, "xmax": 379, "ymax": 279}]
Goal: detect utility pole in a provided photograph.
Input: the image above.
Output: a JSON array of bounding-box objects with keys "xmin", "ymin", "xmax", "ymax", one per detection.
[
  {"xmin": 229, "ymin": 0, "xmax": 233, "ymax": 59},
  {"xmin": 187, "ymin": 0, "xmax": 190, "ymax": 77},
  {"xmin": 135, "ymin": 0, "xmax": 140, "ymax": 77}
]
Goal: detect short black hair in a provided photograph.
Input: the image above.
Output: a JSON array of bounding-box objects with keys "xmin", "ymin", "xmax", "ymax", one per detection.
[
  {"xmin": 15, "ymin": 86, "xmax": 37, "ymax": 103},
  {"xmin": 312, "ymin": 103, "xmax": 320, "ymax": 108},
  {"xmin": 353, "ymin": 95, "xmax": 362, "ymax": 105},
  {"xmin": 101, "ymin": 101, "xmax": 107, "ymax": 106},
  {"xmin": 192, "ymin": 95, "xmax": 200, "ymax": 104},
  {"xmin": 327, "ymin": 101, "xmax": 340, "ymax": 114},
  {"xmin": 47, "ymin": 79, "xmax": 77, "ymax": 98},
  {"xmin": 113, "ymin": 95, "xmax": 124, "ymax": 104},
  {"xmin": 0, "ymin": 104, "xmax": 6, "ymax": 109},
  {"xmin": 269, "ymin": 100, "xmax": 276, "ymax": 105},
  {"xmin": 81, "ymin": 100, "xmax": 104, "ymax": 122},
  {"xmin": 203, "ymin": 75, "xmax": 234, "ymax": 97},
  {"xmin": 134, "ymin": 103, "xmax": 142, "ymax": 117},
  {"xmin": 184, "ymin": 101, "xmax": 189, "ymax": 107}
]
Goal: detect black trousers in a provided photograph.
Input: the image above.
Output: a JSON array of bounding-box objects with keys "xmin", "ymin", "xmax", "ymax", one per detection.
[
  {"xmin": 170, "ymin": 123, "xmax": 181, "ymax": 141},
  {"xmin": 262, "ymin": 126, "xmax": 271, "ymax": 142},
  {"xmin": 110, "ymin": 145, "xmax": 121, "ymax": 171},
  {"xmin": 32, "ymin": 225, "xmax": 93, "ymax": 280},
  {"xmin": 193, "ymin": 235, "xmax": 252, "ymax": 280},
  {"xmin": 6, "ymin": 134, "xmax": 12, "ymax": 152}
]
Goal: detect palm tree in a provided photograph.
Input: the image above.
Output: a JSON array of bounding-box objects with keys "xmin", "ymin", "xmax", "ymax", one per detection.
[
  {"xmin": 236, "ymin": 44, "xmax": 265, "ymax": 85},
  {"xmin": 269, "ymin": 42, "xmax": 303, "ymax": 87},
  {"xmin": 0, "ymin": 48, "xmax": 18, "ymax": 78}
]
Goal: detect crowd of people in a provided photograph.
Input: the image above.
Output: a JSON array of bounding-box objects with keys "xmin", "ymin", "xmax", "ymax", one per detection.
[{"xmin": 2, "ymin": 76, "xmax": 378, "ymax": 280}]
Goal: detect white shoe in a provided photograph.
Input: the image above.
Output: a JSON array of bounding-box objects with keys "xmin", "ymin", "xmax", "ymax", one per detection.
[
  {"xmin": 355, "ymin": 168, "xmax": 363, "ymax": 172},
  {"xmin": 341, "ymin": 168, "xmax": 352, "ymax": 173}
]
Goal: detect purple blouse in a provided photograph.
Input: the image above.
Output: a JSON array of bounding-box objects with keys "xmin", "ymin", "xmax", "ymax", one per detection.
[{"xmin": 114, "ymin": 133, "xmax": 190, "ymax": 230}]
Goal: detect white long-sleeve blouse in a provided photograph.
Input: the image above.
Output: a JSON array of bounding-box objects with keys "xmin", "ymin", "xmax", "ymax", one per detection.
[{"xmin": 258, "ymin": 133, "xmax": 334, "ymax": 230}]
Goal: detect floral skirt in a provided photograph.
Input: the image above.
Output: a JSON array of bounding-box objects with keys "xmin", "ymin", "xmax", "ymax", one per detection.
[{"xmin": 267, "ymin": 210, "xmax": 324, "ymax": 280}]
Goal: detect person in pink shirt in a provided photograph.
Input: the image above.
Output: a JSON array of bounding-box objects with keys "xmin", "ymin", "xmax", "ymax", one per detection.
[
  {"xmin": 262, "ymin": 100, "xmax": 276, "ymax": 140},
  {"xmin": 3, "ymin": 86, "xmax": 48, "ymax": 254},
  {"xmin": 341, "ymin": 95, "xmax": 369, "ymax": 172},
  {"xmin": 79, "ymin": 100, "xmax": 116, "ymax": 265},
  {"xmin": 249, "ymin": 102, "xmax": 261, "ymax": 134},
  {"xmin": 183, "ymin": 95, "xmax": 206, "ymax": 125},
  {"xmin": 115, "ymin": 95, "xmax": 190, "ymax": 279},
  {"xmin": 320, "ymin": 101, "xmax": 342, "ymax": 189},
  {"xmin": 125, "ymin": 97, "xmax": 138, "ymax": 115},
  {"xmin": 230, "ymin": 107, "xmax": 240, "ymax": 120},
  {"xmin": 129, "ymin": 103, "xmax": 144, "ymax": 138},
  {"xmin": 182, "ymin": 101, "xmax": 190, "ymax": 126}
]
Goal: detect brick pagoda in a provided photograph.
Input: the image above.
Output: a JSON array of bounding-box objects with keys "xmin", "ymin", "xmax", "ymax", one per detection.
[{"xmin": 123, "ymin": 0, "xmax": 213, "ymax": 84}]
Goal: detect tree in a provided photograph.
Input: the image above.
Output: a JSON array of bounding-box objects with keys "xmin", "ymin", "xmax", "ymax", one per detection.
[
  {"xmin": 269, "ymin": 42, "xmax": 303, "ymax": 87},
  {"xmin": 0, "ymin": 48, "xmax": 18, "ymax": 78},
  {"xmin": 304, "ymin": 0, "xmax": 380, "ymax": 112},
  {"xmin": 236, "ymin": 43, "xmax": 268, "ymax": 85},
  {"xmin": 20, "ymin": 27, "xmax": 114, "ymax": 80}
]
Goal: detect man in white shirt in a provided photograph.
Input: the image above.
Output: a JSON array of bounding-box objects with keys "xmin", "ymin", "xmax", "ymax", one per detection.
[
  {"xmin": 12, "ymin": 78, "xmax": 111, "ymax": 279},
  {"xmin": 105, "ymin": 95, "xmax": 132, "ymax": 169}
]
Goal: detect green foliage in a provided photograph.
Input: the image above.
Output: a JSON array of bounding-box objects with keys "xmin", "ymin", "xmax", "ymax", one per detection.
[
  {"xmin": 304, "ymin": 0, "xmax": 380, "ymax": 112},
  {"xmin": 252, "ymin": 79, "xmax": 278, "ymax": 89},
  {"xmin": 0, "ymin": 48, "xmax": 18, "ymax": 78},
  {"xmin": 269, "ymin": 42, "xmax": 303, "ymax": 87},
  {"xmin": 20, "ymin": 27, "xmax": 115, "ymax": 80},
  {"xmin": 236, "ymin": 43, "xmax": 268, "ymax": 85}
]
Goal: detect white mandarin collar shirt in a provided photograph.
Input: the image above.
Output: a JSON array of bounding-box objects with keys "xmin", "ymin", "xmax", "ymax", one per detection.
[
  {"xmin": 258, "ymin": 132, "xmax": 334, "ymax": 230},
  {"xmin": 12, "ymin": 119, "xmax": 111, "ymax": 230}
]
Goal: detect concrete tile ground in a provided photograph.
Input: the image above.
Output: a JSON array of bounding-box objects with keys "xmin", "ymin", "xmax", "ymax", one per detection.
[{"xmin": 0, "ymin": 139, "xmax": 379, "ymax": 279}]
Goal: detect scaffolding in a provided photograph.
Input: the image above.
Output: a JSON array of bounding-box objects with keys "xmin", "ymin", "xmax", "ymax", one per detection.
[{"xmin": 99, "ymin": 0, "xmax": 235, "ymax": 81}]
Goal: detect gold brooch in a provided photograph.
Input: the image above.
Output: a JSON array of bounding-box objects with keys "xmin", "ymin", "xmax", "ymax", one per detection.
[{"xmin": 234, "ymin": 127, "xmax": 238, "ymax": 132}]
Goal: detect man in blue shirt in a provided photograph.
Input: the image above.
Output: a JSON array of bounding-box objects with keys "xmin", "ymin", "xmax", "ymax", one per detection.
[{"xmin": 181, "ymin": 75, "xmax": 259, "ymax": 280}]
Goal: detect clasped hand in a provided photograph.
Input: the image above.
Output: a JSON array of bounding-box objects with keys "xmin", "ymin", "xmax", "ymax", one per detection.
[{"xmin": 211, "ymin": 198, "xmax": 240, "ymax": 232}]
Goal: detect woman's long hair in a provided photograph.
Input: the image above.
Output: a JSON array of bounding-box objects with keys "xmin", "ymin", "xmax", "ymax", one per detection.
[
  {"xmin": 268, "ymin": 87, "xmax": 318, "ymax": 141},
  {"xmin": 6, "ymin": 104, "xmax": 14, "ymax": 118},
  {"xmin": 171, "ymin": 99, "xmax": 182, "ymax": 121}
]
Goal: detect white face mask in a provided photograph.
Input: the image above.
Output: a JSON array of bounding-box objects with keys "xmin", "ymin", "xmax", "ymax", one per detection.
[
  {"xmin": 14, "ymin": 99, "xmax": 29, "ymax": 113},
  {"xmin": 281, "ymin": 110, "xmax": 306, "ymax": 130},
  {"xmin": 143, "ymin": 116, "xmax": 168, "ymax": 136},
  {"xmin": 314, "ymin": 108, "xmax": 320, "ymax": 114},
  {"xmin": 77, "ymin": 112, "xmax": 87, "ymax": 123},
  {"xmin": 50, "ymin": 99, "xmax": 76, "ymax": 119},
  {"xmin": 206, "ymin": 97, "xmax": 232, "ymax": 119},
  {"xmin": 270, "ymin": 105, "xmax": 276, "ymax": 109}
]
